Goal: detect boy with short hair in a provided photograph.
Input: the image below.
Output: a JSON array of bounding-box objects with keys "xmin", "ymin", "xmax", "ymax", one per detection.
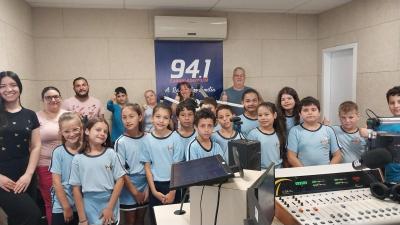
[
  {"xmin": 287, "ymin": 96, "xmax": 342, "ymax": 167},
  {"xmin": 212, "ymin": 105, "xmax": 240, "ymax": 162},
  {"xmin": 107, "ymin": 86, "xmax": 128, "ymax": 143},
  {"xmin": 186, "ymin": 108, "xmax": 223, "ymax": 161},
  {"xmin": 332, "ymin": 101, "xmax": 367, "ymax": 163},
  {"xmin": 175, "ymin": 99, "xmax": 197, "ymax": 155},
  {"xmin": 382, "ymin": 86, "xmax": 400, "ymax": 183}
]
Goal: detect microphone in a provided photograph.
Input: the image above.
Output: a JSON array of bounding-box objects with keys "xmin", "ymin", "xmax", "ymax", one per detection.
[
  {"xmin": 352, "ymin": 148, "xmax": 392, "ymax": 170},
  {"xmin": 196, "ymin": 84, "xmax": 209, "ymax": 98},
  {"xmin": 230, "ymin": 116, "xmax": 242, "ymax": 123}
]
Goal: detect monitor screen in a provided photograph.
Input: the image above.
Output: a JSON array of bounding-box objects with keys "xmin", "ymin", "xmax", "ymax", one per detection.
[
  {"xmin": 228, "ymin": 139, "xmax": 261, "ymax": 170},
  {"xmin": 257, "ymin": 165, "xmax": 275, "ymax": 224},
  {"xmin": 170, "ymin": 155, "xmax": 234, "ymax": 190}
]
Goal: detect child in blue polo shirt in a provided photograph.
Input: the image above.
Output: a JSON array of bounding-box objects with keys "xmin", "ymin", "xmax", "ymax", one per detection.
[
  {"xmin": 140, "ymin": 104, "xmax": 184, "ymax": 210},
  {"xmin": 186, "ymin": 108, "xmax": 223, "ymax": 161},
  {"xmin": 239, "ymin": 88, "xmax": 261, "ymax": 137},
  {"xmin": 69, "ymin": 118, "xmax": 125, "ymax": 225},
  {"xmin": 332, "ymin": 101, "xmax": 367, "ymax": 163},
  {"xmin": 50, "ymin": 112, "xmax": 82, "ymax": 225},
  {"xmin": 287, "ymin": 96, "xmax": 342, "ymax": 167},
  {"xmin": 212, "ymin": 105, "xmax": 240, "ymax": 162},
  {"xmin": 175, "ymin": 99, "xmax": 197, "ymax": 158}
]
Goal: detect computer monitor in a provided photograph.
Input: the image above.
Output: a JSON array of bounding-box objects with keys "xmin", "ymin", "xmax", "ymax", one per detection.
[
  {"xmin": 228, "ymin": 139, "xmax": 261, "ymax": 170},
  {"xmin": 244, "ymin": 163, "xmax": 275, "ymax": 225},
  {"xmin": 170, "ymin": 155, "xmax": 234, "ymax": 190}
]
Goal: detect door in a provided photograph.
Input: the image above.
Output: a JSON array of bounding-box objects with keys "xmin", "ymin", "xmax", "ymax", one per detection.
[{"xmin": 322, "ymin": 43, "xmax": 357, "ymax": 126}]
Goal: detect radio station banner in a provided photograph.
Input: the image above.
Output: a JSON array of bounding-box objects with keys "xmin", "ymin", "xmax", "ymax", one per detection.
[{"xmin": 154, "ymin": 40, "xmax": 223, "ymax": 103}]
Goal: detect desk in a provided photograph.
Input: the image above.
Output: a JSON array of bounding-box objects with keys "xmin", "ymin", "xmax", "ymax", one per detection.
[
  {"xmin": 154, "ymin": 203, "xmax": 284, "ymax": 225},
  {"xmin": 190, "ymin": 170, "xmax": 265, "ymax": 225},
  {"xmin": 154, "ymin": 203, "xmax": 190, "ymax": 225}
]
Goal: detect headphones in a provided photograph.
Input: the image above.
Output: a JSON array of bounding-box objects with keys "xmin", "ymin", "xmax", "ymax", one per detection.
[{"xmin": 370, "ymin": 182, "xmax": 400, "ymax": 202}]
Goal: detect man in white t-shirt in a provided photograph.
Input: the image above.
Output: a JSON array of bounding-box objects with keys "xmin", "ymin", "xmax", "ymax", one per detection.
[{"xmin": 62, "ymin": 77, "xmax": 104, "ymax": 121}]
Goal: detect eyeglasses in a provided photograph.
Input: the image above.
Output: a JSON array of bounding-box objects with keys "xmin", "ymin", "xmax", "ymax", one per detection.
[{"xmin": 44, "ymin": 95, "xmax": 61, "ymax": 101}]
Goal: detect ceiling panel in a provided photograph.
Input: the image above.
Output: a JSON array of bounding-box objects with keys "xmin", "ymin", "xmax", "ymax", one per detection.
[
  {"xmin": 27, "ymin": 0, "xmax": 124, "ymax": 8},
  {"xmin": 289, "ymin": 0, "xmax": 352, "ymax": 14},
  {"xmin": 25, "ymin": 0, "xmax": 353, "ymax": 14}
]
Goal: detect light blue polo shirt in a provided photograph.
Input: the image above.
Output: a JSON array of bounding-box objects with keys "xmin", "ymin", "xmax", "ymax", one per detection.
[
  {"xmin": 248, "ymin": 128, "xmax": 282, "ymax": 169},
  {"xmin": 140, "ymin": 131, "xmax": 184, "ymax": 181},
  {"xmin": 287, "ymin": 123, "xmax": 340, "ymax": 166},
  {"xmin": 211, "ymin": 130, "xmax": 240, "ymax": 162},
  {"xmin": 49, "ymin": 145, "xmax": 77, "ymax": 213},
  {"xmin": 239, "ymin": 114, "xmax": 258, "ymax": 138},
  {"xmin": 332, "ymin": 125, "xmax": 366, "ymax": 163},
  {"xmin": 186, "ymin": 138, "xmax": 223, "ymax": 161}
]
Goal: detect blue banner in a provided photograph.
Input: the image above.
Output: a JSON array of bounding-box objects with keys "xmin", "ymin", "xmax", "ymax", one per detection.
[{"xmin": 155, "ymin": 41, "xmax": 223, "ymax": 103}]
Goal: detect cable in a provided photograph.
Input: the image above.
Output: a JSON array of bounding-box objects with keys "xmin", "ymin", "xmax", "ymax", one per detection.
[
  {"xmin": 200, "ymin": 186, "xmax": 205, "ymax": 225},
  {"xmin": 214, "ymin": 183, "xmax": 223, "ymax": 225},
  {"xmin": 365, "ymin": 108, "xmax": 379, "ymax": 119}
]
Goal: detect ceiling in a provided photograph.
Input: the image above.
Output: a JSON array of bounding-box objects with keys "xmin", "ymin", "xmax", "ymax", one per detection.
[{"xmin": 25, "ymin": 0, "xmax": 352, "ymax": 14}]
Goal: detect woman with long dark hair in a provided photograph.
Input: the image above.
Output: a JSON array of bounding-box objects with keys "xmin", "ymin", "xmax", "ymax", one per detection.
[{"xmin": 0, "ymin": 71, "xmax": 41, "ymax": 225}]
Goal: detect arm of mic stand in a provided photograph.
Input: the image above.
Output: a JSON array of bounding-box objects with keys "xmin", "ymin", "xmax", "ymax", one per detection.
[{"xmin": 174, "ymin": 188, "xmax": 189, "ymax": 215}]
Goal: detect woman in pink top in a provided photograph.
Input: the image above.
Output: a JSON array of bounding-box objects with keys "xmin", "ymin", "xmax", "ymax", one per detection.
[{"xmin": 36, "ymin": 86, "xmax": 67, "ymax": 225}]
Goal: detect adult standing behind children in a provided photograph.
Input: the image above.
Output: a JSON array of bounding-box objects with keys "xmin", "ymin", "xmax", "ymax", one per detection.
[
  {"xmin": 62, "ymin": 77, "xmax": 104, "ymax": 122},
  {"xmin": 143, "ymin": 90, "xmax": 157, "ymax": 133},
  {"xmin": 287, "ymin": 96, "xmax": 342, "ymax": 167},
  {"xmin": 220, "ymin": 67, "xmax": 250, "ymax": 116},
  {"xmin": 36, "ymin": 86, "xmax": 67, "ymax": 225},
  {"xmin": 107, "ymin": 87, "xmax": 128, "ymax": 144},
  {"xmin": 0, "ymin": 71, "xmax": 41, "ymax": 225}
]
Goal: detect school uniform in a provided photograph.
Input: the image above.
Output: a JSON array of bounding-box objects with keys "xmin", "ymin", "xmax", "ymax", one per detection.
[
  {"xmin": 211, "ymin": 130, "xmax": 240, "ymax": 162},
  {"xmin": 174, "ymin": 130, "xmax": 196, "ymax": 160},
  {"xmin": 287, "ymin": 123, "xmax": 340, "ymax": 167},
  {"xmin": 285, "ymin": 115, "xmax": 296, "ymax": 133},
  {"xmin": 247, "ymin": 128, "xmax": 282, "ymax": 169},
  {"xmin": 140, "ymin": 132, "xmax": 184, "ymax": 207},
  {"xmin": 238, "ymin": 114, "xmax": 258, "ymax": 137},
  {"xmin": 332, "ymin": 125, "xmax": 366, "ymax": 163},
  {"xmin": 69, "ymin": 148, "xmax": 126, "ymax": 225},
  {"xmin": 115, "ymin": 134, "xmax": 148, "ymax": 210},
  {"xmin": 186, "ymin": 138, "xmax": 224, "ymax": 161},
  {"xmin": 49, "ymin": 144, "xmax": 79, "ymax": 225}
]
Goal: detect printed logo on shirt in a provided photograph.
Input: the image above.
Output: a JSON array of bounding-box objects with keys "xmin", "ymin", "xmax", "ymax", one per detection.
[
  {"xmin": 105, "ymin": 163, "xmax": 114, "ymax": 171},
  {"xmin": 351, "ymin": 137, "xmax": 361, "ymax": 145},
  {"xmin": 168, "ymin": 145, "xmax": 174, "ymax": 155},
  {"xmin": 320, "ymin": 136, "xmax": 330, "ymax": 148}
]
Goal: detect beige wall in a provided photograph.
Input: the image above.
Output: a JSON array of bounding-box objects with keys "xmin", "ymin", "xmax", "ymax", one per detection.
[
  {"xmin": 1, "ymin": 0, "xmax": 398, "ymax": 123},
  {"xmin": 0, "ymin": 0, "xmax": 36, "ymax": 109},
  {"xmin": 318, "ymin": 0, "xmax": 400, "ymax": 122},
  {"xmin": 32, "ymin": 8, "xmax": 318, "ymax": 117}
]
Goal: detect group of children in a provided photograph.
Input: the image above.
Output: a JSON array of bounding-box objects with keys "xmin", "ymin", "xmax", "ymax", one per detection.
[{"xmin": 48, "ymin": 84, "xmax": 400, "ymax": 225}]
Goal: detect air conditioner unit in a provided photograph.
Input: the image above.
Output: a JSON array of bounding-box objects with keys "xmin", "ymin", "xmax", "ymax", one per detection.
[{"xmin": 154, "ymin": 16, "xmax": 227, "ymax": 40}]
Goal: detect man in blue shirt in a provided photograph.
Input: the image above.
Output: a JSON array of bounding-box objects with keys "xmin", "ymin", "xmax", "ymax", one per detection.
[{"xmin": 220, "ymin": 67, "xmax": 250, "ymax": 116}]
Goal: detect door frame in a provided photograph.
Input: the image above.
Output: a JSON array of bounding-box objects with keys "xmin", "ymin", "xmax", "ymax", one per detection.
[{"xmin": 322, "ymin": 43, "xmax": 358, "ymax": 121}]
